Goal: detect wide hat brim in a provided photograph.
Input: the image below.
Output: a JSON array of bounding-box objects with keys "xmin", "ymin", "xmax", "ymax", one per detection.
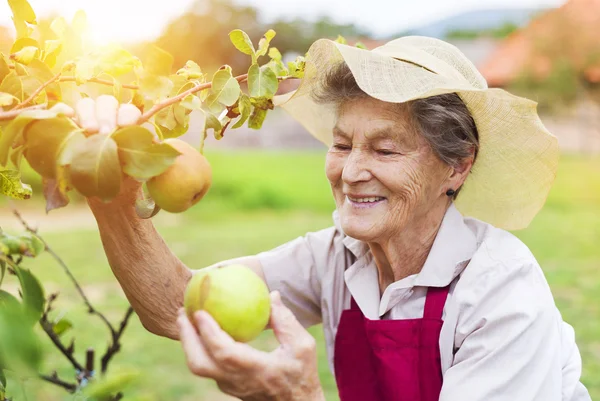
[{"xmin": 273, "ymin": 37, "xmax": 560, "ymax": 231}]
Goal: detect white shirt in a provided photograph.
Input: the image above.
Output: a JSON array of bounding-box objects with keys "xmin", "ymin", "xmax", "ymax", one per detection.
[{"xmin": 256, "ymin": 203, "xmax": 591, "ymax": 401}]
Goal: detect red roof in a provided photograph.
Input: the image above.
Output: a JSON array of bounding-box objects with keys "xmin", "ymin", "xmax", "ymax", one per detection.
[{"xmin": 479, "ymin": 0, "xmax": 600, "ymax": 86}]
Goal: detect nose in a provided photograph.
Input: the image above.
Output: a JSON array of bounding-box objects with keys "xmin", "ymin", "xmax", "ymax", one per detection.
[{"xmin": 342, "ymin": 148, "xmax": 372, "ymax": 184}]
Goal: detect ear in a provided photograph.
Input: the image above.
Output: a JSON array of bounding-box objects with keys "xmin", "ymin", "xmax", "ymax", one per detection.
[{"xmin": 447, "ymin": 155, "xmax": 474, "ymax": 191}]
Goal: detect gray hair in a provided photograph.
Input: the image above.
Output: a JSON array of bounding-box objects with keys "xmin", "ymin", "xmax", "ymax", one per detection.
[{"xmin": 310, "ymin": 62, "xmax": 479, "ymax": 199}]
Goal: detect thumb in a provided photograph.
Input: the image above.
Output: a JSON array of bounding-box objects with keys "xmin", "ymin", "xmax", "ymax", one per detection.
[{"xmin": 269, "ymin": 291, "xmax": 307, "ymax": 346}]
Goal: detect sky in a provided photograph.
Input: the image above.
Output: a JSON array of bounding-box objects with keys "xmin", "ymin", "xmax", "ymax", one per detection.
[{"xmin": 0, "ymin": 0, "xmax": 567, "ymax": 46}]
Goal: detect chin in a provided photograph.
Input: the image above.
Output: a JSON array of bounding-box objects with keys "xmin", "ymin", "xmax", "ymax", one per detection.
[{"xmin": 339, "ymin": 213, "xmax": 382, "ymax": 241}]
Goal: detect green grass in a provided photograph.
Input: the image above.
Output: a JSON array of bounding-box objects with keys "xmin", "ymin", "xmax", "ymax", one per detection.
[{"xmin": 2, "ymin": 151, "xmax": 599, "ymax": 400}]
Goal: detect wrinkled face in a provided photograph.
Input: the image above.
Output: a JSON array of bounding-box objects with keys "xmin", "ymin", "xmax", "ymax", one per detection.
[{"xmin": 325, "ymin": 98, "xmax": 452, "ymax": 243}]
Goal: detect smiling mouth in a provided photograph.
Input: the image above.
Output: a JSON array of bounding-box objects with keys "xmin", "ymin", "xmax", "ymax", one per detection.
[{"xmin": 346, "ymin": 195, "xmax": 386, "ymax": 205}]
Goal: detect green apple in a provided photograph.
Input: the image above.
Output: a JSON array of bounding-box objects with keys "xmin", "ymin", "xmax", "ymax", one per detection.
[{"xmin": 184, "ymin": 264, "xmax": 271, "ymax": 343}]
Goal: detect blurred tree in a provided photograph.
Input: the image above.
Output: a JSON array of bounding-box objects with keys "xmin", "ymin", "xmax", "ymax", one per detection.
[
  {"xmin": 152, "ymin": 0, "xmax": 262, "ymax": 73},
  {"xmin": 150, "ymin": 0, "xmax": 370, "ymax": 73}
]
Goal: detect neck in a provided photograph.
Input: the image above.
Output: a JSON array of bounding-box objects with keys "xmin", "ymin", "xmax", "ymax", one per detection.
[{"xmin": 368, "ymin": 201, "xmax": 450, "ymax": 295}]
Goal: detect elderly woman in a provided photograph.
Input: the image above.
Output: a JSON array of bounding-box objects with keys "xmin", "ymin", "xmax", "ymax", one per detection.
[{"xmin": 84, "ymin": 37, "xmax": 591, "ymax": 401}]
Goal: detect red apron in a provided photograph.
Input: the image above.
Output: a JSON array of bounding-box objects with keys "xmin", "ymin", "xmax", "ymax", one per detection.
[{"xmin": 334, "ymin": 286, "xmax": 450, "ymax": 401}]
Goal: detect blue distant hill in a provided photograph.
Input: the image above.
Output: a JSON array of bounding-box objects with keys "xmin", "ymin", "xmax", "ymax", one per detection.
[{"xmin": 392, "ymin": 8, "xmax": 550, "ymax": 39}]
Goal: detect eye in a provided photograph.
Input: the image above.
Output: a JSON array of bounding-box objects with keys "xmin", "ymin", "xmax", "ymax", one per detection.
[
  {"xmin": 332, "ymin": 144, "xmax": 351, "ymax": 151},
  {"xmin": 376, "ymin": 149, "xmax": 396, "ymax": 156}
]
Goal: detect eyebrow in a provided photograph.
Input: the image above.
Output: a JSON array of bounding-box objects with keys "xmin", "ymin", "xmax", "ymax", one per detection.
[{"xmin": 332, "ymin": 126, "xmax": 402, "ymax": 141}]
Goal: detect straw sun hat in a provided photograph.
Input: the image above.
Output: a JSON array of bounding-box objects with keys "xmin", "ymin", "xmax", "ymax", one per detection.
[{"xmin": 273, "ymin": 36, "xmax": 560, "ymax": 231}]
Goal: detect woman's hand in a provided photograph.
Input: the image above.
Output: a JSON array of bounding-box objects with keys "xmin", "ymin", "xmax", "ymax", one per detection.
[{"xmin": 177, "ymin": 291, "xmax": 325, "ymax": 401}]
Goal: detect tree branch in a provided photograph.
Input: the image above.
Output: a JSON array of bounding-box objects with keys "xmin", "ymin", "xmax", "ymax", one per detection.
[
  {"xmin": 38, "ymin": 373, "xmax": 77, "ymax": 393},
  {"xmin": 0, "ymin": 105, "xmax": 45, "ymax": 121},
  {"xmin": 58, "ymin": 77, "xmax": 139, "ymax": 90},
  {"xmin": 136, "ymin": 73, "xmax": 249, "ymax": 125},
  {"xmin": 39, "ymin": 297, "xmax": 85, "ymax": 373},
  {"xmin": 13, "ymin": 72, "xmax": 61, "ymax": 111},
  {"xmin": 12, "ymin": 209, "xmax": 117, "ymax": 337},
  {"xmin": 101, "ymin": 307, "xmax": 134, "ymax": 374}
]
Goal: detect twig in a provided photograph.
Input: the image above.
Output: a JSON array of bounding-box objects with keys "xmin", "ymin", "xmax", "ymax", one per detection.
[
  {"xmin": 13, "ymin": 72, "xmax": 61, "ymax": 111},
  {"xmin": 0, "ymin": 104, "xmax": 45, "ymax": 121},
  {"xmin": 38, "ymin": 373, "xmax": 77, "ymax": 393},
  {"xmin": 136, "ymin": 73, "xmax": 249, "ymax": 124},
  {"xmin": 100, "ymin": 307, "xmax": 134, "ymax": 374},
  {"xmin": 58, "ymin": 76, "xmax": 139, "ymax": 90},
  {"xmin": 12, "ymin": 209, "xmax": 116, "ymax": 337},
  {"xmin": 39, "ymin": 297, "xmax": 85, "ymax": 373}
]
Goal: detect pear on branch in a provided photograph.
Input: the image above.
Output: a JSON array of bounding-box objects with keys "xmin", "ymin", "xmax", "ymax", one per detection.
[{"xmin": 146, "ymin": 138, "xmax": 212, "ymax": 213}]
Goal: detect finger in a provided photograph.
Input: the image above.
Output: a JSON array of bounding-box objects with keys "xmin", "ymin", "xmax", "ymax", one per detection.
[
  {"xmin": 95, "ymin": 95, "xmax": 119, "ymax": 135},
  {"xmin": 269, "ymin": 291, "xmax": 314, "ymax": 350},
  {"xmin": 194, "ymin": 311, "xmax": 267, "ymax": 370},
  {"xmin": 117, "ymin": 103, "xmax": 142, "ymax": 127},
  {"xmin": 74, "ymin": 97, "xmax": 98, "ymax": 133},
  {"xmin": 176, "ymin": 310, "xmax": 220, "ymax": 378}
]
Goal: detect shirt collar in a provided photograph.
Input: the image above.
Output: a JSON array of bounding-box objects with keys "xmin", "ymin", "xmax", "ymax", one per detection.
[{"xmin": 336, "ymin": 202, "xmax": 478, "ymax": 289}]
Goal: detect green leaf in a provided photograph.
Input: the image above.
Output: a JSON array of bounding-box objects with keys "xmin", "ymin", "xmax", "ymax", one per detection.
[
  {"xmin": 0, "ymin": 304, "xmax": 44, "ymax": 376},
  {"xmin": 266, "ymin": 59, "xmax": 288, "ymax": 77},
  {"xmin": 0, "ymin": 290, "xmax": 20, "ymax": 312},
  {"xmin": 180, "ymin": 94, "xmax": 202, "ymax": 110},
  {"xmin": 21, "ymin": 75, "xmax": 47, "ymax": 104},
  {"xmin": 11, "ymin": 46, "xmax": 38, "ymax": 65},
  {"xmin": 335, "ymin": 35, "xmax": 347, "ymax": 44},
  {"xmin": 82, "ymin": 367, "xmax": 140, "ymax": 399},
  {"xmin": 19, "ymin": 232, "xmax": 44, "ymax": 257},
  {"xmin": 75, "ymin": 54, "xmax": 97, "ymax": 82},
  {"xmin": 256, "ymin": 29, "xmax": 276, "ymax": 58},
  {"xmin": 71, "ymin": 10, "xmax": 88, "ymax": 35},
  {"xmin": 50, "ymin": 17, "xmax": 68, "ymax": 38},
  {"xmin": 69, "ymin": 134, "xmax": 122, "ymax": 201},
  {"xmin": 9, "ymin": 145, "xmax": 25, "ymax": 169},
  {"xmin": 0, "ymin": 170, "xmax": 32, "ymax": 200},
  {"xmin": 0, "ymin": 106, "xmax": 69, "ymax": 166},
  {"xmin": 205, "ymin": 67, "xmax": 241, "ymax": 113},
  {"xmin": 0, "ymin": 72, "xmax": 23, "ymax": 102},
  {"xmin": 229, "ymin": 29, "xmax": 256, "ymax": 62},
  {"xmin": 0, "ymin": 93, "xmax": 17, "ymax": 107},
  {"xmin": 52, "ymin": 319, "xmax": 73, "ymax": 337},
  {"xmin": 355, "ymin": 41, "xmax": 367, "ymax": 50},
  {"xmin": 97, "ymin": 45, "xmax": 140, "ymax": 76},
  {"xmin": 268, "ymin": 47, "xmax": 282, "ymax": 61},
  {"xmin": 288, "ymin": 57, "xmax": 306, "ymax": 79},
  {"xmin": 26, "ymin": 59, "xmax": 61, "ymax": 102},
  {"xmin": 22, "ymin": 117, "xmax": 82, "ymax": 178},
  {"xmin": 10, "ymin": 38, "xmax": 39, "ymax": 55},
  {"xmin": 173, "ymin": 104, "xmax": 187, "ymax": 126},
  {"xmin": 0, "ymin": 367, "xmax": 6, "ymax": 389},
  {"xmin": 248, "ymin": 63, "xmax": 278, "ymax": 98},
  {"xmin": 14, "ymin": 266, "xmax": 45, "ymax": 322},
  {"xmin": 202, "ymin": 110, "xmax": 222, "ymax": 144},
  {"xmin": 8, "ymin": 0, "xmax": 37, "ymax": 25},
  {"xmin": 112, "ymin": 126, "xmax": 181, "ymax": 180},
  {"xmin": 0, "ymin": 260, "xmax": 5, "ymax": 287},
  {"xmin": 140, "ymin": 75, "xmax": 173, "ymax": 101},
  {"xmin": 143, "ymin": 44, "xmax": 173, "ymax": 76},
  {"xmin": 232, "ymin": 94, "xmax": 251, "ymax": 129},
  {"xmin": 44, "ymin": 39, "xmax": 62, "ymax": 55},
  {"xmin": 248, "ymin": 107, "xmax": 268, "ymax": 130},
  {"xmin": 0, "ymin": 55, "xmax": 10, "ymax": 83},
  {"xmin": 0, "ymin": 233, "xmax": 25, "ymax": 255},
  {"xmin": 176, "ymin": 60, "xmax": 203, "ymax": 80},
  {"xmin": 155, "ymin": 106, "xmax": 177, "ymax": 131}
]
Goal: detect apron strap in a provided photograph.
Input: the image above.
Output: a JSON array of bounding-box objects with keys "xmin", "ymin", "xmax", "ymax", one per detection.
[{"xmin": 423, "ymin": 285, "xmax": 450, "ymax": 319}]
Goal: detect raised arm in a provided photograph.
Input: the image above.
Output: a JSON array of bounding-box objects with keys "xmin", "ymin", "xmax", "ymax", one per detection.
[{"xmin": 87, "ymin": 184, "xmax": 264, "ymax": 340}]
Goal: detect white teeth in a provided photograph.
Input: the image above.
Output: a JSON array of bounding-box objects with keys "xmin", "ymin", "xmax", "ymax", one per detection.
[{"xmin": 347, "ymin": 196, "xmax": 384, "ymax": 203}]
